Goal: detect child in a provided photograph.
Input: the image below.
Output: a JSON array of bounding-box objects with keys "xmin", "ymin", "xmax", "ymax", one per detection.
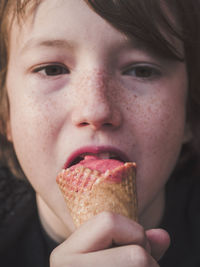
[{"xmin": 0, "ymin": 0, "xmax": 200, "ymax": 266}]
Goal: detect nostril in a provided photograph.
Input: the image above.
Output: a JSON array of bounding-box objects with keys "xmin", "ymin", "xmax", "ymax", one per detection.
[
  {"xmin": 79, "ymin": 122, "xmax": 89, "ymax": 127},
  {"xmin": 79, "ymin": 121, "xmax": 112, "ymax": 128},
  {"xmin": 77, "ymin": 120, "xmax": 119, "ymax": 129}
]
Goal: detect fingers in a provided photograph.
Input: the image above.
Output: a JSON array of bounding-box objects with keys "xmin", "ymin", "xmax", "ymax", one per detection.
[
  {"xmin": 50, "ymin": 212, "xmax": 168, "ymax": 267},
  {"xmin": 146, "ymin": 228, "xmax": 171, "ymax": 261},
  {"xmin": 51, "ymin": 244, "xmax": 159, "ymax": 267},
  {"xmin": 60, "ymin": 212, "xmax": 150, "ymax": 254}
]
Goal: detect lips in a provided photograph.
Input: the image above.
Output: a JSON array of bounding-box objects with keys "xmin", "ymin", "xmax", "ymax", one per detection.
[{"xmin": 63, "ymin": 146, "xmax": 130, "ymax": 170}]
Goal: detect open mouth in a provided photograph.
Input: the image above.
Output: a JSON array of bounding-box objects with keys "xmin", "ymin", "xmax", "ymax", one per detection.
[
  {"xmin": 69, "ymin": 152, "xmax": 125, "ymax": 168},
  {"xmin": 64, "ymin": 147, "xmax": 129, "ymax": 170}
]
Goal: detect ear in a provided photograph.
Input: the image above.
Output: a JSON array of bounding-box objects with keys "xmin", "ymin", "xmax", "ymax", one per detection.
[
  {"xmin": 183, "ymin": 123, "xmax": 193, "ymax": 144},
  {"xmin": 6, "ymin": 119, "xmax": 13, "ymax": 142}
]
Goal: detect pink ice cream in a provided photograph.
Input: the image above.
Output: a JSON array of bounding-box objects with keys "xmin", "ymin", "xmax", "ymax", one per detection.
[
  {"xmin": 66, "ymin": 155, "xmax": 128, "ymax": 190},
  {"xmin": 70, "ymin": 155, "xmax": 124, "ymax": 171}
]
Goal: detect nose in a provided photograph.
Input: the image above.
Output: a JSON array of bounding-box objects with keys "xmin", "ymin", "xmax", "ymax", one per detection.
[{"xmin": 71, "ymin": 70, "xmax": 122, "ymax": 131}]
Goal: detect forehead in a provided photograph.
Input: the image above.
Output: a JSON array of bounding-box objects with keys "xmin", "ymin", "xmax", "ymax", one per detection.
[
  {"xmin": 9, "ymin": 0, "xmax": 184, "ymax": 61},
  {"xmin": 11, "ymin": 0, "xmax": 126, "ymax": 51},
  {"xmin": 11, "ymin": 0, "xmax": 158, "ymax": 64},
  {"xmin": 11, "ymin": 0, "xmax": 180, "ymax": 38}
]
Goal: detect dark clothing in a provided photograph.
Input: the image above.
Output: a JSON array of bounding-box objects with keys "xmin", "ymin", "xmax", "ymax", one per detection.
[
  {"xmin": 159, "ymin": 171, "xmax": 200, "ymax": 266},
  {"xmin": 0, "ymin": 164, "xmax": 200, "ymax": 267},
  {"xmin": 1, "ymin": 203, "xmax": 56, "ymax": 267},
  {"xmin": 0, "ymin": 167, "xmax": 57, "ymax": 267}
]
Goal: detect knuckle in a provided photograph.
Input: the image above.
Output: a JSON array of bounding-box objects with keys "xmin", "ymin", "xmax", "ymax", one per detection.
[
  {"xmin": 96, "ymin": 211, "xmax": 117, "ymax": 232},
  {"xmin": 50, "ymin": 248, "xmax": 72, "ymax": 267},
  {"xmin": 127, "ymin": 245, "xmax": 151, "ymax": 266}
]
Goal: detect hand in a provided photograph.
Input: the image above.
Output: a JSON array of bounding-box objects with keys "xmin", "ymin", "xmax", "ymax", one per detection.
[{"xmin": 50, "ymin": 212, "xmax": 170, "ymax": 267}]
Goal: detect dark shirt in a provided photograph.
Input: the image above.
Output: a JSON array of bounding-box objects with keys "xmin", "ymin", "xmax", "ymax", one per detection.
[
  {"xmin": 159, "ymin": 171, "xmax": 200, "ymax": 267},
  {"xmin": 0, "ymin": 164, "xmax": 200, "ymax": 266},
  {"xmin": 0, "ymin": 167, "xmax": 57, "ymax": 267},
  {"xmin": 1, "ymin": 205, "xmax": 56, "ymax": 267}
]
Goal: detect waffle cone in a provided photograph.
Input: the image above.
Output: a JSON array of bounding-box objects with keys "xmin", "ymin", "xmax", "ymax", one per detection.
[{"xmin": 56, "ymin": 162, "xmax": 137, "ymax": 228}]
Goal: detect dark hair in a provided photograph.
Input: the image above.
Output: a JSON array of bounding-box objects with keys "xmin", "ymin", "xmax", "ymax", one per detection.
[{"xmin": 1, "ymin": 0, "xmax": 200, "ymax": 178}]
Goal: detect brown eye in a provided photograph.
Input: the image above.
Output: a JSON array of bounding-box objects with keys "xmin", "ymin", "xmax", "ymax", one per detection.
[
  {"xmin": 123, "ymin": 65, "xmax": 161, "ymax": 79},
  {"xmin": 135, "ymin": 67, "xmax": 154, "ymax": 77},
  {"xmin": 34, "ymin": 64, "xmax": 69, "ymax": 76},
  {"xmin": 45, "ymin": 65, "xmax": 68, "ymax": 76}
]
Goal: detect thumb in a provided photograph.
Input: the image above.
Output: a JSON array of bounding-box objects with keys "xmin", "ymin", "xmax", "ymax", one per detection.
[{"xmin": 146, "ymin": 228, "xmax": 170, "ymax": 261}]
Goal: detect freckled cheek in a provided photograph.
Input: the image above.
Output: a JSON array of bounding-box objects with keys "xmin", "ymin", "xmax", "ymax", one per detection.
[
  {"xmin": 123, "ymin": 90, "xmax": 187, "ymax": 175},
  {"xmin": 142, "ymin": 104, "xmax": 184, "ymax": 150},
  {"xmin": 126, "ymin": 87, "xmax": 185, "ymax": 136},
  {"xmin": 127, "ymin": 96, "xmax": 186, "ymax": 209}
]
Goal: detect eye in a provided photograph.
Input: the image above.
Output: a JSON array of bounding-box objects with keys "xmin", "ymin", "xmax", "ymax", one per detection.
[
  {"xmin": 33, "ymin": 64, "xmax": 69, "ymax": 76},
  {"xmin": 122, "ymin": 65, "xmax": 161, "ymax": 79}
]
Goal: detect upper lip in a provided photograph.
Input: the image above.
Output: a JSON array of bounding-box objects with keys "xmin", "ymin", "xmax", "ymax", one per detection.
[{"xmin": 63, "ymin": 146, "xmax": 130, "ymax": 169}]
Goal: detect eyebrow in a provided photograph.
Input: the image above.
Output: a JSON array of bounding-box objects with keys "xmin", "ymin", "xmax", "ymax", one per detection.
[
  {"xmin": 21, "ymin": 35, "xmax": 152, "ymax": 52},
  {"xmin": 20, "ymin": 37, "xmax": 144, "ymax": 57},
  {"xmin": 20, "ymin": 38, "xmax": 75, "ymax": 54},
  {"xmin": 20, "ymin": 36, "xmax": 183, "ymax": 62}
]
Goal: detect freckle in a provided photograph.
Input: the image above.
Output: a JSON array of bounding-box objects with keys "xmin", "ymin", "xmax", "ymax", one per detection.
[{"xmin": 71, "ymin": 68, "xmax": 121, "ymax": 106}]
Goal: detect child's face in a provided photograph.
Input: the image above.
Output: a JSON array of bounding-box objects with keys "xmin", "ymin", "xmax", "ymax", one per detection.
[{"xmin": 6, "ymin": 0, "xmax": 188, "ymax": 236}]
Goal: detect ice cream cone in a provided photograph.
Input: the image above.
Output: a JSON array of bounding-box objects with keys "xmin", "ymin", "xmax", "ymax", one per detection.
[{"xmin": 56, "ymin": 162, "xmax": 137, "ymax": 228}]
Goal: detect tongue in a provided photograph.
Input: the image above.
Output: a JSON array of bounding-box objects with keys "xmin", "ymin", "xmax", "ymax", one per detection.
[{"xmin": 70, "ymin": 155, "xmax": 124, "ymax": 173}]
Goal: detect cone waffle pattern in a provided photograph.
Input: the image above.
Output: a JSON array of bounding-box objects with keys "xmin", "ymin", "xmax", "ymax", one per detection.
[{"xmin": 57, "ymin": 162, "xmax": 137, "ymax": 227}]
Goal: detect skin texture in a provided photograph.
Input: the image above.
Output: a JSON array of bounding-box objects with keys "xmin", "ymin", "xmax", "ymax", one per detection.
[{"xmin": 6, "ymin": 0, "xmax": 187, "ymax": 265}]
